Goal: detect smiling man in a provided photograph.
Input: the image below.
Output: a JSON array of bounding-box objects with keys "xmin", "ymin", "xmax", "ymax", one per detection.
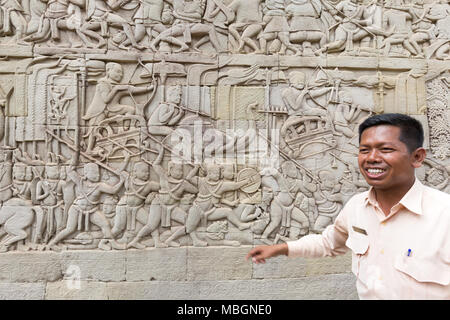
[{"xmin": 246, "ymin": 113, "xmax": 450, "ymax": 299}]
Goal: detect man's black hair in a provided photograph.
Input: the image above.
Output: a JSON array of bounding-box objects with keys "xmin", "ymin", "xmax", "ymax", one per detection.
[{"xmin": 358, "ymin": 113, "xmax": 424, "ymax": 153}]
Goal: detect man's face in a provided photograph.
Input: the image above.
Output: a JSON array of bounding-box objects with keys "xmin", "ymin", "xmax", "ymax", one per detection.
[
  {"xmin": 46, "ymin": 165, "xmax": 59, "ymax": 180},
  {"xmin": 134, "ymin": 163, "xmax": 149, "ymax": 180},
  {"xmin": 223, "ymin": 166, "xmax": 234, "ymax": 180},
  {"xmin": 109, "ymin": 65, "xmax": 123, "ymax": 82},
  {"xmin": 85, "ymin": 164, "xmax": 100, "ymax": 182},
  {"xmin": 358, "ymin": 125, "xmax": 419, "ymax": 192},
  {"xmin": 169, "ymin": 163, "xmax": 183, "ymax": 179},
  {"xmin": 207, "ymin": 166, "xmax": 221, "ymax": 182}
]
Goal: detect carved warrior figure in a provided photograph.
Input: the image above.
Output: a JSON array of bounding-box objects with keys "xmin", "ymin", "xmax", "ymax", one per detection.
[
  {"xmin": 47, "ymin": 162, "xmax": 125, "ymax": 250},
  {"xmin": 312, "ymin": 170, "xmax": 343, "ymax": 233},
  {"xmin": 259, "ymin": 162, "xmax": 314, "ymax": 243},
  {"xmin": 0, "ymin": 0, "xmax": 27, "ymax": 42},
  {"xmin": 150, "ymin": 0, "xmax": 224, "ymax": 53},
  {"xmin": 282, "ymin": 71, "xmax": 331, "ymax": 117},
  {"xmin": 22, "ymin": 0, "xmax": 85, "ymax": 46},
  {"xmin": 81, "ymin": 0, "xmax": 144, "ymax": 49},
  {"xmin": 318, "ymin": 0, "xmax": 390, "ymax": 54},
  {"xmin": 426, "ymin": 0, "xmax": 450, "ymax": 60},
  {"xmin": 111, "ymin": 161, "xmax": 160, "ymax": 244},
  {"xmin": 286, "ymin": 0, "xmax": 326, "ymax": 53},
  {"xmin": 128, "ymin": 145, "xmax": 198, "ymax": 248},
  {"xmin": 115, "ymin": 0, "xmax": 171, "ymax": 49},
  {"xmin": 147, "ymin": 85, "xmax": 185, "ymax": 137},
  {"xmin": 35, "ymin": 163, "xmax": 65, "ymax": 244},
  {"xmin": 83, "ymin": 62, "xmax": 153, "ymax": 126},
  {"xmin": 226, "ymin": 0, "xmax": 264, "ymax": 54},
  {"xmin": 185, "ymin": 163, "xmax": 254, "ymax": 247},
  {"xmin": 260, "ymin": 0, "xmax": 301, "ymax": 55},
  {"xmin": 381, "ymin": 1, "xmax": 417, "ymax": 57}
]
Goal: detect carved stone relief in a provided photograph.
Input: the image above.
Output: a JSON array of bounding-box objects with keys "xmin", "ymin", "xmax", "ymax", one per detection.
[{"xmin": 0, "ymin": 0, "xmax": 448, "ymax": 252}]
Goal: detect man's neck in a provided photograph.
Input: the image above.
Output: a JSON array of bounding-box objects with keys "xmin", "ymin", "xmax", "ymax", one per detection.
[{"xmin": 373, "ymin": 178, "xmax": 416, "ymax": 216}]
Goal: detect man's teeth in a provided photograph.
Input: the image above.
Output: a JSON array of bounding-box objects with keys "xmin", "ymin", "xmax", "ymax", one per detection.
[{"xmin": 367, "ymin": 168, "xmax": 385, "ymax": 174}]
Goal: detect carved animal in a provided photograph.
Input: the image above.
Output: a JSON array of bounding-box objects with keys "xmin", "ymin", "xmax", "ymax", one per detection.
[{"xmin": 0, "ymin": 198, "xmax": 44, "ymax": 251}]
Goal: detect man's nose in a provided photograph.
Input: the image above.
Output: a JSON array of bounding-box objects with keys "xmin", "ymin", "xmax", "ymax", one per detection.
[{"xmin": 366, "ymin": 149, "xmax": 381, "ymax": 162}]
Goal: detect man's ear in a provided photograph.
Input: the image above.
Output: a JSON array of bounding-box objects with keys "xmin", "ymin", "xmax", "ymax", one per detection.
[{"xmin": 411, "ymin": 147, "xmax": 427, "ymax": 168}]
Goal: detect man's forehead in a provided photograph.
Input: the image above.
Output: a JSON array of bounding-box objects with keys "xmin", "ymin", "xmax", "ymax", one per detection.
[{"xmin": 359, "ymin": 125, "xmax": 405, "ymax": 145}]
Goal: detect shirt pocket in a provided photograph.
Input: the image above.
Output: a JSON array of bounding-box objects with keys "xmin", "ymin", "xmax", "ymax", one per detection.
[
  {"xmin": 394, "ymin": 254, "xmax": 450, "ymax": 286},
  {"xmin": 345, "ymin": 232, "xmax": 370, "ymax": 276}
]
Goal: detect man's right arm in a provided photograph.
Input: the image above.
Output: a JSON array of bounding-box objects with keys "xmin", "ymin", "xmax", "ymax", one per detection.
[{"xmin": 246, "ymin": 206, "xmax": 349, "ymax": 263}]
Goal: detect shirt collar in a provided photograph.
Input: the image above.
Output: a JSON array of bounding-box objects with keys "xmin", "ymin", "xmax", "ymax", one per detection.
[{"xmin": 364, "ymin": 178, "xmax": 424, "ymax": 216}]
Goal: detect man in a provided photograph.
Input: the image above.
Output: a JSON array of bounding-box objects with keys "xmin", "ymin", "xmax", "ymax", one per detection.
[
  {"xmin": 247, "ymin": 113, "xmax": 450, "ymax": 299},
  {"xmin": 47, "ymin": 162, "xmax": 125, "ymax": 251}
]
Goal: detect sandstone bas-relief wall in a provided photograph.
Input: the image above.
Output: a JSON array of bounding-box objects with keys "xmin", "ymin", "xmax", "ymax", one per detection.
[{"xmin": 0, "ymin": 0, "xmax": 449, "ymax": 299}]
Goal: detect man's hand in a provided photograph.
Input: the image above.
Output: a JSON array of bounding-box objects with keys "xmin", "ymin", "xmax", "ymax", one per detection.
[{"xmin": 246, "ymin": 244, "xmax": 288, "ymax": 264}]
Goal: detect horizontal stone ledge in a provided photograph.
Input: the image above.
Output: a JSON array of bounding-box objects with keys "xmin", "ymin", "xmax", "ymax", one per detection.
[
  {"xmin": 42, "ymin": 274, "xmax": 357, "ymax": 300},
  {"xmin": 0, "ymin": 246, "xmax": 351, "ymax": 283}
]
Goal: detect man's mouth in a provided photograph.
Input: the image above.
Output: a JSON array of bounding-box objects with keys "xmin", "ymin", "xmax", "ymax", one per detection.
[{"xmin": 365, "ymin": 168, "xmax": 386, "ymax": 178}]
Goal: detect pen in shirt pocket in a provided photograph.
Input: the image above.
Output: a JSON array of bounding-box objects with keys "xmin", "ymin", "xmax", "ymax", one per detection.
[{"xmin": 407, "ymin": 249, "xmax": 412, "ymax": 257}]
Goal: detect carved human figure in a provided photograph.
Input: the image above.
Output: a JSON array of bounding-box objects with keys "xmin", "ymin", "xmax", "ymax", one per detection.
[
  {"xmin": 259, "ymin": 161, "xmax": 315, "ymax": 244},
  {"xmin": 185, "ymin": 162, "xmax": 253, "ymax": 247},
  {"xmin": 425, "ymin": 0, "xmax": 450, "ymax": 59},
  {"xmin": 0, "ymin": 150, "xmax": 13, "ymax": 204},
  {"xmin": 22, "ymin": 0, "xmax": 85, "ymax": 46},
  {"xmin": 81, "ymin": 0, "xmax": 144, "ymax": 49},
  {"xmin": 286, "ymin": 0, "xmax": 326, "ymax": 53},
  {"xmin": 147, "ymin": 85, "xmax": 185, "ymax": 137},
  {"xmin": 150, "ymin": 0, "xmax": 224, "ymax": 53},
  {"xmin": 312, "ymin": 170, "xmax": 343, "ymax": 233},
  {"xmin": 281, "ymin": 71, "xmax": 331, "ymax": 117},
  {"xmin": 128, "ymin": 145, "xmax": 199, "ymax": 248},
  {"xmin": 318, "ymin": 0, "xmax": 390, "ymax": 54},
  {"xmin": 408, "ymin": 0, "xmax": 436, "ymax": 58},
  {"xmin": 0, "ymin": 0, "xmax": 27, "ymax": 43},
  {"xmin": 35, "ymin": 164, "xmax": 65, "ymax": 243},
  {"xmin": 332, "ymin": 91, "xmax": 364, "ymax": 138},
  {"xmin": 424, "ymin": 159, "xmax": 450, "ymax": 193},
  {"xmin": 221, "ymin": 164, "xmax": 261, "ymax": 223},
  {"xmin": 47, "ymin": 163, "xmax": 124, "ymax": 250},
  {"xmin": 259, "ymin": 0, "xmax": 301, "ymax": 55},
  {"xmin": 83, "ymin": 62, "xmax": 153, "ymax": 127},
  {"xmin": 381, "ymin": 1, "xmax": 417, "ymax": 57},
  {"xmin": 119, "ymin": 0, "xmax": 170, "ymax": 48},
  {"xmin": 227, "ymin": 0, "xmax": 264, "ymax": 53},
  {"xmin": 111, "ymin": 161, "xmax": 160, "ymax": 244}
]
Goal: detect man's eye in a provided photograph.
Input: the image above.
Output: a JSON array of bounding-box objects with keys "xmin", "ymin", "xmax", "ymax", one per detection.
[{"xmin": 359, "ymin": 149, "xmax": 369, "ymax": 153}]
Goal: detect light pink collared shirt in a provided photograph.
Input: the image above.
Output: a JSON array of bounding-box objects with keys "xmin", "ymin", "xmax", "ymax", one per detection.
[{"xmin": 287, "ymin": 179, "xmax": 450, "ymax": 299}]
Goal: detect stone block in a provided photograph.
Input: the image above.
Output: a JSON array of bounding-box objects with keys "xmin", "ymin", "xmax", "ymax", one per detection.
[
  {"xmin": 105, "ymin": 273, "xmax": 358, "ymax": 300},
  {"xmin": 45, "ymin": 280, "xmax": 108, "ymax": 300},
  {"xmin": 0, "ymin": 252, "xmax": 62, "ymax": 282},
  {"xmin": 125, "ymin": 248, "xmax": 187, "ymax": 281},
  {"xmin": 253, "ymin": 255, "xmax": 308, "ymax": 279},
  {"xmin": 0, "ymin": 282, "xmax": 46, "ymax": 300},
  {"xmin": 60, "ymin": 250, "xmax": 126, "ymax": 282},
  {"xmin": 187, "ymin": 246, "xmax": 252, "ymax": 281}
]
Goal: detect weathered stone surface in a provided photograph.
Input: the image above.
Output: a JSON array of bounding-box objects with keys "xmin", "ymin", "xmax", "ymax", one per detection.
[
  {"xmin": 0, "ymin": 252, "xmax": 62, "ymax": 282},
  {"xmin": 0, "ymin": 282, "xmax": 46, "ymax": 300},
  {"xmin": 45, "ymin": 280, "xmax": 108, "ymax": 300},
  {"xmin": 60, "ymin": 251, "xmax": 127, "ymax": 282},
  {"xmin": 125, "ymin": 248, "xmax": 187, "ymax": 281},
  {"xmin": 105, "ymin": 274, "xmax": 357, "ymax": 300},
  {"xmin": 187, "ymin": 246, "xmax": 252, "ymax": 281}
]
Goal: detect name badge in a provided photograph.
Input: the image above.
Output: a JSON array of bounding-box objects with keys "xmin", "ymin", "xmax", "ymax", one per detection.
[{"xmin": 352, "ymin": 226, "xmax": 367, "ymax": 235}]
